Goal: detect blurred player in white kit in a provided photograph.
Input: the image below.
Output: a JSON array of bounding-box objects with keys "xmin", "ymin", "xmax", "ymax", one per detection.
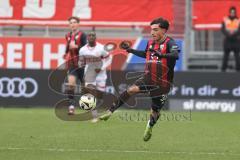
[
  {"xmin": 79, "ymin": 31, "xmax": 112, "ymax": 122},
  {"xmin": 80, "ymin": 31, "xmax": 112, "ymax": 91}
]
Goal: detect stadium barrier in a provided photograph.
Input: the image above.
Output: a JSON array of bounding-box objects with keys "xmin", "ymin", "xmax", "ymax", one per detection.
[{"xmin": 0, "ymin": 69, "xmax": 239, "ymax": 112}]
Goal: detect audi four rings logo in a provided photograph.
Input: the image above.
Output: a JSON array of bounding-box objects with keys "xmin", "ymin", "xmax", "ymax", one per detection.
[{"xmin": 0, "ymin": 77, "xmax": 38, "ymax": 98}]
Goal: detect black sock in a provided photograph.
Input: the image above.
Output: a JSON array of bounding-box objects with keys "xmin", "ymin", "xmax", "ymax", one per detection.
[
  {"xmin": 149, "ymin": 113, "xmax": 160, "ymax": 127},
  {"xmin": 65, "ymin": 87, "xmax": 75, "ymax": 106},
  {"xmin": 109, "ymin": 91, "xmax": 131, "ymax": 113}
]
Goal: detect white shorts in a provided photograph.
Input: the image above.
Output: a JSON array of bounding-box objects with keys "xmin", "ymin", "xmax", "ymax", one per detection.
[{"xmin": 84, "ymin": 68, "xmax": 107, "ymax": 92}]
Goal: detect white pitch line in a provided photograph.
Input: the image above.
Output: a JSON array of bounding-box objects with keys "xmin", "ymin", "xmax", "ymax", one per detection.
[{"xmin": 0, "ymin": 147, "xmax": 240, "ymax": 157}]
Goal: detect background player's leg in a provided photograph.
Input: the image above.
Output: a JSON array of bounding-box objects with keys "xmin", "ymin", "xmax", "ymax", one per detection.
[
  {"xmin": 83, "ymin": 65, "xmax": 106, "ymax": 121},
  {"xmin": 66, "ymin": 74, "xmax": 77, "ymax": 115},
  {"xmin": 84, "ymin": 83, "xmax": 102, "ymax": 123},
  {"xmin": 96, "ymin": 79, "xmax": 106, "ymax": 93},
  {"xmin": 77, "ymin": 67, "xmax": 85, "ymax": 85},
  {"xmin": 89, "ymin": 79, "xmax": 107, "ymax": 123},
  {"xmin": 84, "ymin": 66, "xmax": 99, "ymax": 95}
]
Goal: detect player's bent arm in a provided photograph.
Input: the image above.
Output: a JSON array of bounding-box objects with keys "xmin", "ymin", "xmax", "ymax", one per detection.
[{"xmin": 127, "ymin": 48, "xmax": 146, "ymax": 58}]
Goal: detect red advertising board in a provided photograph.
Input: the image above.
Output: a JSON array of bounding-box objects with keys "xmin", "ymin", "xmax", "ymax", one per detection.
[
  {"xmin": 0, "ymin": 37, "xmax": 134, "ymax": 70},
  {"xmin": 0, "ymin": 0, "xmax": 173, "ymax": 26}
]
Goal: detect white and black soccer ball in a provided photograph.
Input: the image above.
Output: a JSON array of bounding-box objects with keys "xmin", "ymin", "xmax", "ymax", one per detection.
[{"xmin": 79, "ymin": 93, "xmax": 97, "ymax": 110}]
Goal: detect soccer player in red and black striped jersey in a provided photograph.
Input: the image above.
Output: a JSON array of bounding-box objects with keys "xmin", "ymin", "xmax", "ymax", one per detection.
[
  {"xmin": 63, "ymin": 16, "xmax": 87, "ymax": 115},
  {"xmin": 99, "ymin": 17, "xmax": 179, "ymax": 141}
]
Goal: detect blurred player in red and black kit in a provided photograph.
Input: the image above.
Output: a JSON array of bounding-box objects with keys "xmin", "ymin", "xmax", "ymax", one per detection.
[
  {"xmin": 63, "ymin": 16, "xmax": 87, "ymax": 115},
  {"xmin": 99, "ymin": 17, "xmax": 179, "ymax": 141}
]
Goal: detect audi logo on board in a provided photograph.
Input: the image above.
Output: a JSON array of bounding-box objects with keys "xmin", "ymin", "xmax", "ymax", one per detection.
[{"xmin": 0, "ymin": 77, "xmax": 38, "ymax": 98}]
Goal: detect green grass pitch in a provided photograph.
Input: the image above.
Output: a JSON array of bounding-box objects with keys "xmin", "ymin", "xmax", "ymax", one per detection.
[{"xmin": 0, "ymin": 108, "xmax": 240, "ymax": 160}]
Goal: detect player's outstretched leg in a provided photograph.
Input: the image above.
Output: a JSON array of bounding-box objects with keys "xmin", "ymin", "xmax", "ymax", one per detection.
[
  {"xmin": 143, "ymin": 122, "xmax": 152, "ymax": 141},
  {"xmin": 143, "ymin": 95, "xmax": 166, "ymax": 141},
  {"xmin": 99, "ymin": 90, "xmax": 132, "ymax": 121},
  {"xmin": 143, "ymin": 110, "xmax": 160, "ymax": 141}
]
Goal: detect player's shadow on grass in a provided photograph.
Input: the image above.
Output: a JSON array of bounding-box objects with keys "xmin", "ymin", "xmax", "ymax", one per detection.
[{"xmin": 55, "ymin": 93, "xmax": 116, "ymax": 121}]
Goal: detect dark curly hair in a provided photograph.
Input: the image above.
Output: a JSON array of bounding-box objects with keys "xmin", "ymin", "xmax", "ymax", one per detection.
[
  {"xmin": 68, "ymin": 16, "xmax": 80, "ymax": 23},
  {"xmin": 150, "ymin": 17, "xmax": 169, "ymax": 30}
]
